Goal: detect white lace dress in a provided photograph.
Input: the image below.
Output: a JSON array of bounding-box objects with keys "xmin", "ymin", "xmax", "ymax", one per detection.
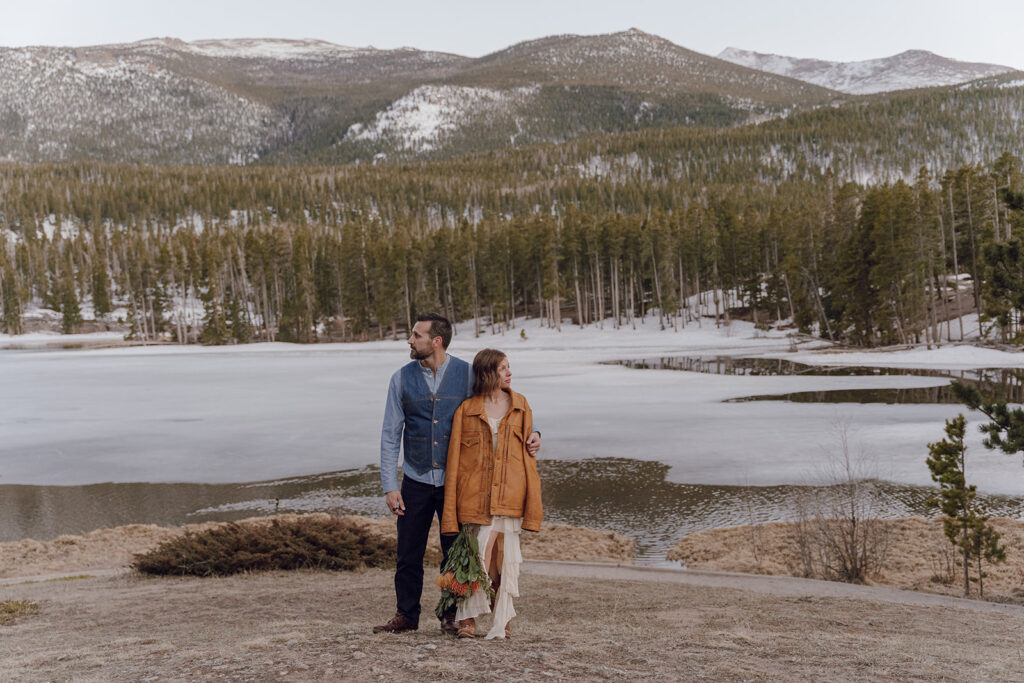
[{"xmin": 454, "ymin": 415, "xmax": 523, "ymax": 639}]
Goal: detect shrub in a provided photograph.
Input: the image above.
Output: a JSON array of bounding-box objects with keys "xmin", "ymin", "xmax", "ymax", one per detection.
[
  {"xmin": 132, "ymin": 516, "xmax": 395, "ymax": 577},
  {"xmin": 0, "ymin": 600, "xmax": 39, "ymax": 625},
  {"xmin": 791, "ymin": 419, "xmax": 891, "ymax": 583}
]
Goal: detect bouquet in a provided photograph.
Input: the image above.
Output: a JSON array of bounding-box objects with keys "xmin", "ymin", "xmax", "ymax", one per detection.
[{"xmin": 434, "ymin": 527, "xmax": 494, "ymax": 619}]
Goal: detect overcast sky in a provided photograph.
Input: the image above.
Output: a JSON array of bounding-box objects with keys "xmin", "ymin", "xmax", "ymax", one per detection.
[{"xmin": 2, "ymin": 0, "xmax": 1022, "ymax": 69}]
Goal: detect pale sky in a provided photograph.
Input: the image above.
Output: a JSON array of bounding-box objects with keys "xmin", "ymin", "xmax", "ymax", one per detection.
[{"xmin": 1, "ymin": 0, "xmax": 1022, "ymax": 69}]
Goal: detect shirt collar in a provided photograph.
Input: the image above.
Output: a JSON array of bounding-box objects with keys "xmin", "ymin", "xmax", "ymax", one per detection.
[{"xmin": 421, "ymin": 353, "xmax": 450, "ymax": 378}]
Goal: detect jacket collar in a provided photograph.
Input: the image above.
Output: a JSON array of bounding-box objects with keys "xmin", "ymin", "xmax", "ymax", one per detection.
[{"xmin": 462, "ymin": 390, "xmax": 525, "ymax": 416}]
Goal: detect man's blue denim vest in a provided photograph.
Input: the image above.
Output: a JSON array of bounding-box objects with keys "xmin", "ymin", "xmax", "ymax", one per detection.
[{"xmin": 400, "ymin": 356, "xmax": 471, "ymax": 476}]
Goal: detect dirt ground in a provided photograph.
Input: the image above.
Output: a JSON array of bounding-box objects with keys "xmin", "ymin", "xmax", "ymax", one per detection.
[
  {"xmin": 0, "ymin": 514, "xmax": 636, "ymax": 580},
  {"xmin": 3, "ymin": 566, "xmax": 1024, "ymax": 681},
  {"xmin": 669, "ymin": 516, "xmax": 1024, "ymax": 604}
]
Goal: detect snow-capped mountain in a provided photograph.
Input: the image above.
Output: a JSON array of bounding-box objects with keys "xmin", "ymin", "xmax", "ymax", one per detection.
[
  {"xmin": 338, "ymin": 29, "xmax": 838, "ymax": 159},
  {"xmin": 0, "ymin": 31, "xmax": 843, "ymax": 164},
  {"xmin": 0, "ymin": 44, "xmax": 290, "ymax": 164},
  {"xmin": 717, "ymin": 47, "xmax": 1014, "ymax": 95},
  {"xmin": 455, "ymin": 29, "xmax": 831, "ymax": 103},
  {"xmin": 0, "ymin": 38, "xmax": 468, "ymax": 163},
  {"xmin": 0, "ymin": 31, "xmax": 1018, "ymax": 165}
]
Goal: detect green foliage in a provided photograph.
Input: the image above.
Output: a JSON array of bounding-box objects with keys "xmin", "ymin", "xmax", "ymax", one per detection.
[
  {"xmin": 434, "ymin": 526, "xmax": 495, "ymax": 619},
  {"xmin": 982, "ymin": 237, "xmax": 1024, "ymax": 342},
  {"xmin": 0, "ymin": 146, "xmax": 1020, "ymax": 345},
  {"xmin": 132, "ymin": 517, "xmax": 395, "ymax": 577},
  {"xmin": 91, "ymin": 258, "xmax": 112, "ymax": 317},
  {"xmin": 951, "ymin": 380, "xmax": 1024, "ymax": 459},
  {"xmin": 58, "ymin": 275, "xmax": 82, "ymax": 334},
  {"xmin": 0, "ymin": 248, "xmax": 23, "ymax": 334},
  {"xmin": 925, "ymin": 414, "xmax": 1006, "ymax": 596}
]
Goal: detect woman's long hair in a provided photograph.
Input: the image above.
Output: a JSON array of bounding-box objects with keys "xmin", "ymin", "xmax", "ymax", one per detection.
[{"xmin": 472, "ymin": 348, "xmax": 507, "ymax": 396}]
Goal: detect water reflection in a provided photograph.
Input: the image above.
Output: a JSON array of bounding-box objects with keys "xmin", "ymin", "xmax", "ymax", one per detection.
[
  {"xmin": 610, "ymin": 356, "xmax": 1024, "ymax": 405},
  {"xmin": 728, "ymin": 387, "xmax": 965, "ymax": 404},
  {"xmin": 608, "ymin": 356, "xmax": 955, "ymax": 376},
  {"xmin": 3, "ymin": 459, "xmax": 1022, "ymax": 564}
]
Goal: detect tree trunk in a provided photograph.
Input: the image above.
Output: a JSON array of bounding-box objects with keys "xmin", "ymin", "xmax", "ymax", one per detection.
[
  {"xmin": 573, "ymin": 255, "xmax": 584, "ymax": 327},
  {"xmin": 948, "ymin": 185, "xmax": 964, "ymax": 341}
]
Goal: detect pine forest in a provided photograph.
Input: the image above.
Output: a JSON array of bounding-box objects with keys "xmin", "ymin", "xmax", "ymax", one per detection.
[{"xmin": 2, "ymin": 83, "xmax": 1024, "ymax": 348}]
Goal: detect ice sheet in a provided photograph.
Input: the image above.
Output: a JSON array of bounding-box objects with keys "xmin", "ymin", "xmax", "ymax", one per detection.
[{"xmin": 2, "ymin": 317, "xmax": 1022, "ymax": 495}]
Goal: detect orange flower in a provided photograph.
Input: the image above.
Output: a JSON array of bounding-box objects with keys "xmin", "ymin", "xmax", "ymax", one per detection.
[
  {"xmin": 469, "ymin": 580, "xmax": 480, "ymax": 594},
  {"xmin": 435, "ymin": 572, "xmax": 454, "ymax": 590},
  {"xmin": 451, "ymin": 581, "xmax": 468, "ymax": 597}
]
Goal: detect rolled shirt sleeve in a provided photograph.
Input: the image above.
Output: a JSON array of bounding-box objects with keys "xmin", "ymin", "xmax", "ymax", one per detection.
[{"xmin": 379, "ymin": 369, "xmax": 404, "ymax": 493}]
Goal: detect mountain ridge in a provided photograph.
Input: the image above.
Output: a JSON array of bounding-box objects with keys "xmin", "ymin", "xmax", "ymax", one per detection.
[
  {"xmin": 717, "ymin": 47, "xmax": 1014, "ymax": 94},
  {"xmin": 0, "ymin": 31, "xmax": 1020, "ymax": 165}
]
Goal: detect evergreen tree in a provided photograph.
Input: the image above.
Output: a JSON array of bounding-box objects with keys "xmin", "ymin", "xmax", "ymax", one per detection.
[
  {"xmin": 59, "ymin": 273, "xmax": 82, "ymax": 334},
  {"xmin": 0, "ymin": 248, "xmax": 23, "ymax": 334},
  {"xmin": 200, "ymin": 278, "xmax": 230, "ymax": 345},
  {"xmin": 951, "ymin": 380, "xmax": 1024, "ymax": 463},
  {"xmin": 91, "ymin": 258, "xmax": 112, "ymax": 318},
  {"xmin": 925, "ymin": 414, "xmax": 1006, "ymax": 597}
]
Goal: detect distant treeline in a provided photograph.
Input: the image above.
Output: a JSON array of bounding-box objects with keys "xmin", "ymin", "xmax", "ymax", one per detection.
[{"xmin": 0, "ymin": 150, "xmax": 1022, "ymax": 346}]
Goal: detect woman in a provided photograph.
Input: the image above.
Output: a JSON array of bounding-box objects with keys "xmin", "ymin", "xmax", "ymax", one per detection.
[{"xmin": 441, "ymin": 348, "xmax": 542, "ymax": 639}]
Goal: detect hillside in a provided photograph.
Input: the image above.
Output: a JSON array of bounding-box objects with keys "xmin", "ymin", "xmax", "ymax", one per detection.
[
  {"xmin": 337, "ymin": 29, "xmax": 838, "ymax": 160},
  {"xmin": 0, "ymin": 37, "xmax": 468, "ymax": 164},
  {"xmin": 718, "ymin": 47, "xmax": 1014, "ymax": 94},
  {"xmin": 0, "ymin": 30, "xmax": 838, "ymax": 164}
]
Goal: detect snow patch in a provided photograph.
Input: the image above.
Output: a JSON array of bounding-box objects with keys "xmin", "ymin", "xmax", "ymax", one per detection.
[
  {"xmin": 344, "ymin": 84, "xmax": 539, "ymax": 151},
  {"xmin": 718, "ymin": 47, "xmax": 1014, "ymax": 94},
  {"xmin": 182, "ymin": 38, "xmax": 366, "ymax": 60}
]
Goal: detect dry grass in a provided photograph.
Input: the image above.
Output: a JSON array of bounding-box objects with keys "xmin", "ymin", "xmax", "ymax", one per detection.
[
  {"xmin": 670, "ymin": 516, "xmax": 1024, "ymax": 603},
  {"xmin": 2, "ymin": 568, "xmax": 1023, "ymax": 681},
  {"xmin": 347, "ymin": 516, "xmax": 636, "ymax": 565},
  {"xmin": 0, "ymin": 599, "xmax": 39, "ymax": 625},
  {"xmin": 0, "ymin": 514, "xmax": 635, "ymax": 580}
]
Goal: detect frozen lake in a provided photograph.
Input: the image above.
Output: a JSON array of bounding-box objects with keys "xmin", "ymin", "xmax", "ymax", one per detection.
[{"xmin": 4, "ymin": 319, "xmax": 1024, "ymax": 557}]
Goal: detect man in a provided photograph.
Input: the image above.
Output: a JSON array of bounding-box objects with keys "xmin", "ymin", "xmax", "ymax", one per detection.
[{"xmin": 374, "ymin": 313, "xmax": 540, "ymax": 634}]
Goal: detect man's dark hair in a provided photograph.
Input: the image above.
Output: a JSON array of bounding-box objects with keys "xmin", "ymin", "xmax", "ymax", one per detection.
[{"xmin": 417, "ymin": 313, "xmax": 452, "ymax": 348}]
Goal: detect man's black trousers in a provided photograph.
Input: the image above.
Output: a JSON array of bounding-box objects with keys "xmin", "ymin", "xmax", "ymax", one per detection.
[{"xmin": 395, "ymin": 477, "xmax": 456, "ymax": 625}]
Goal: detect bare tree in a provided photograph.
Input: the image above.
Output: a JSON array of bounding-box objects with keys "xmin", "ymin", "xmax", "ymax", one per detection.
[{"xmin": 793, "ymin": 418, "xmax": 892, "ymax": 583}]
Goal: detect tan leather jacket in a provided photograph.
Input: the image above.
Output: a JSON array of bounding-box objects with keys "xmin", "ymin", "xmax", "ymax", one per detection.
[{"xmin": 441, "ymin": 390, "xmax": 543, "ymax": 534}]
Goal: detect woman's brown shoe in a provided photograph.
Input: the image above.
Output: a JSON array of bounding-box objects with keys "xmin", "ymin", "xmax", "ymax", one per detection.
[{"xmin": 457, "ymin": 617, "xmax": 476, "ymax": 638}]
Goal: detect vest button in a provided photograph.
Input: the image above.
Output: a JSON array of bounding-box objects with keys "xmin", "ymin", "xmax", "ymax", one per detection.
[
  {"xmin": 433, "ymin": 441, "xmax": 438, "ymax": 445},
  {"xmin": 433, "ymin": 419, "xmax": 438, "ymax": 424}
]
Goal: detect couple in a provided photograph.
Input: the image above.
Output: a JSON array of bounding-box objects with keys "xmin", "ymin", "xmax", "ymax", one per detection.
[{"xmin": 374, "ymin": 313, "xmax": 542, "ymax": 639}]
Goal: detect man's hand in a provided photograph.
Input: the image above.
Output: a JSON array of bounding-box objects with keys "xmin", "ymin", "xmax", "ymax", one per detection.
[
  {"xmin": 526, "ymin": 432, "xmax": 541, "ymax": 457},
  {"xmin": 385, "ymin": 489, "xmax": 405, "ymax": 516}
]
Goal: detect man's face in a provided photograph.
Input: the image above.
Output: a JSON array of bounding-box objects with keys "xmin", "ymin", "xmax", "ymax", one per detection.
[{"xmin": 408, "ymin": 321, "xmax": 437, "ymax": 360}]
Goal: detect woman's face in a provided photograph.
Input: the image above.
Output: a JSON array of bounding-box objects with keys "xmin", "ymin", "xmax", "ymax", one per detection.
[{"xmin": 497, "ymin": 357, "xmax": 511, "ymax": 390}]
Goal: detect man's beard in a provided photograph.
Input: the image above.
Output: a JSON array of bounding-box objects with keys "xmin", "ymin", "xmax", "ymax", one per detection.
[{"xmin": 409, "ymin": 347, "xmax": 431, "ymax": 360}]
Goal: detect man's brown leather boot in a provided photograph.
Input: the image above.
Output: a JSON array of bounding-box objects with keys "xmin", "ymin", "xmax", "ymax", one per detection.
[{"xmin": 372, "ymin": 612, "xmax": 417, "ymax": 634}]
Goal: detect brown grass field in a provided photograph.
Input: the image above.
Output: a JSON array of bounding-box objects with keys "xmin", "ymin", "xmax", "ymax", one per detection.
[
  {"xmin": 3, "ymin": 567, "xmax": 1023, "ymax": 681},
  {"xmin": 669, "ymin": 516, "xmax": 1024, "ymax": 604},
  {"xmin": 2, "ymin": 514, "xmax": 1024, "ymax": 680}
]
